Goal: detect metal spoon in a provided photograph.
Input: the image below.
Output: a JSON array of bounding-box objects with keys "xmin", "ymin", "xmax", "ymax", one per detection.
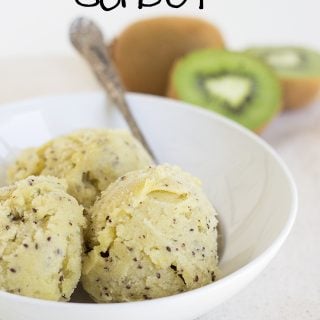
[{"xmin": 69, "ymin": 17, "xmax": 156, "ymax": 161}]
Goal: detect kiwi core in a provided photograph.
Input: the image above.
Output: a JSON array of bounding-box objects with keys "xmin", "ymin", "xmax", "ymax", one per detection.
[
  {"xmin": 204, "ymin": 75, "xmax": 253, "ymax": 111},
  {"xmin": 265, "ymin": 51, "xmax": 302, "ymax": 69}
]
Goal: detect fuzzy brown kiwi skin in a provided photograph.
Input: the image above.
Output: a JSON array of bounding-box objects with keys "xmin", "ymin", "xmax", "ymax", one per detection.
[
  {"xmin": 111, "ymin": 17, "xmax": 224, "ymax": 96},
  {"xmin": 166, "ymin": 65, "xmax": 283, "ymax": 134},
  {"xmin": 281, "ymin": 77, "xmax": 320, "ymax": 109}
]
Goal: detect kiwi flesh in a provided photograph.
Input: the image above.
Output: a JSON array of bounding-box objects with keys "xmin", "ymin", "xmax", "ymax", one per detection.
[
  {"xmin": 246, "ymin": 47, "xmax": 320, "ymax": 109},
  {"xmin": 168, "ymin": 49, "xmax": 282, "ymax": 132},
  {"xmin": 112, "ymin": 16, "xmax": 224, "ymax": 96}
]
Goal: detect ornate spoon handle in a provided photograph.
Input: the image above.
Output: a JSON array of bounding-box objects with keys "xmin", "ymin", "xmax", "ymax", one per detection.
[{"xmin": 70, "ymin": 17, "xmax": 156, "ymax": 161}]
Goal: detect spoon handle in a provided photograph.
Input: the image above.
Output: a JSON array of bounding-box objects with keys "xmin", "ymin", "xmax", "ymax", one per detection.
[{"xmin": 69, "ymin": 17, "xmax": 156, "ymax": 161}]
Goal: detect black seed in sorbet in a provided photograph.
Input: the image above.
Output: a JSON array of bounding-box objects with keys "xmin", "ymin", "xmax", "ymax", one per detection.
[{"xmin": 100, "ymin": 250, "xmax": 110, "ymax": 258}]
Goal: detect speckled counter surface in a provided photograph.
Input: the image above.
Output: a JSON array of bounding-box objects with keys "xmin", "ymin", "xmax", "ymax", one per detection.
[{"xmin": 0, "ymin": 56, "xmax": 319, "ymax": 320}]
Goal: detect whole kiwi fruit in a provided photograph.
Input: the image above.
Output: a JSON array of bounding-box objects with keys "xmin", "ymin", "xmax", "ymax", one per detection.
[{"xmin": 111, "ymin": 16, "xmax": 224, "ymax": 96}]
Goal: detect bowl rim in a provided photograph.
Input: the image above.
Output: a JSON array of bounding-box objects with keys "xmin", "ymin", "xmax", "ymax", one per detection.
[{"xmin": 0, "ymin": 91, "xmax": 298, "ymax": 308}]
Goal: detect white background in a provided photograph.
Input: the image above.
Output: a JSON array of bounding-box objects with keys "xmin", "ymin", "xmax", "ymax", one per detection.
[
  {"xmin": 0, "ymin": 1, "xmax": 319, "ymax": 320},
  {"xmin": 0, "ymin": 0, "xmax": 320, "ymax": 57}
]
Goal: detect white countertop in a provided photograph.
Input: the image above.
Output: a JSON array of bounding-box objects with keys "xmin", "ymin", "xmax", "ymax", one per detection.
[{"xmin": 0, "ymin": 55, "xmax": 319, "ymax": 319}]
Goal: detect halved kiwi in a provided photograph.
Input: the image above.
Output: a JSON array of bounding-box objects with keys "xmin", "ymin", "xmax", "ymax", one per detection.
[
  {"xmin": 246, "ymin": 47, "xmax": 320, "ymax": 109},
  {"xmin": 168, "ymin": 49, "xmax": 282, "ymax": 132},
  {"xmin": 111, "ymin": 16, "xmax": 224, "ymax": 96}
]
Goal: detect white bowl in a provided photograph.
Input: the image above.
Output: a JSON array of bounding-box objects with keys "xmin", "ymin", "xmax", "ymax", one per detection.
[{"xmin": 0, "ymin": 92, "xmax": 297, "ymax": 320}]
